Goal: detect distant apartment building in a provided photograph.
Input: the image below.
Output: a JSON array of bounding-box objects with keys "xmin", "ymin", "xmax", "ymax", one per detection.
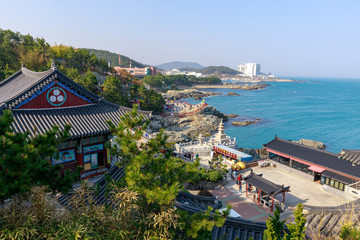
[
  {"xmin": 114, "ymin": 66, "xmax": 157, "ymax": 77},
  {"xmin": 238, "ymin": 63, "xmax": 261, "ymax": 77}
]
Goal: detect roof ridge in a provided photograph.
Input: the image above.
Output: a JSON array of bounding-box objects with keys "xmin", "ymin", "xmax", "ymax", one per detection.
[
  {"xmin": 271, "ymin": 137, "xmax": 338, "ymax": 156},
  {"xmin": 11, "ymin": 103, "xmax": 102, "ymax": 112},
  {"xmin": 2, "ymin": 70, "xmax": 56, "ymax": 108},
  {"xmin": 21, "ymin": 67, "xmax": 54, "ymax": 78},
  {"xmin": 55, "ymin": 70, "xmax": 100, "ymax": 101},
  {"xmin": 0, "ymin": 69, "xmax": 23, "ymax": 87}
]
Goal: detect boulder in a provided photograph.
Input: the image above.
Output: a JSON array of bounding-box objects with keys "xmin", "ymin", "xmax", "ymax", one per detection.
[
  {"xmin": 227, "ymin": 92, "xmax": 240, "ymax": 96},
  {"xmin": 162, "ymin": 89, "xmax": 219, "ymax": 100},
  {"xmin": 238, "ymin": 148, "xmax": 266, "ymax": 160},
  {"xmin": 293, "ymin": 139, "xmax": 326, "ymax": 149},
  {"xmin": 200, "ymin": 105, "xmax": 228, "ymax": 122},
  {"xmin": 225, "ymin": 114, "xmax": 239, "ymax": 118},
  {"xmin": 231, "ymin": 119, "xmax": 261, "ymax": 126}
]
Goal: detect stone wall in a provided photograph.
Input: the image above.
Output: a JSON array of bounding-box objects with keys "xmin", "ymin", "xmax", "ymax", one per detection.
[
  {"xmin": 322, "ymin": 184, "xmax": 347, "ymax": 199},
  {"xmin": 344, "ymin": 184, "xmax": 360, "ymax": 200}
]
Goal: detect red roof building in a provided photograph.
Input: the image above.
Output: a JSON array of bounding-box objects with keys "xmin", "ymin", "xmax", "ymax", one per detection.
[{"xmin": 0, "ymin": 63, "xmax": 151, "ymax": 179}]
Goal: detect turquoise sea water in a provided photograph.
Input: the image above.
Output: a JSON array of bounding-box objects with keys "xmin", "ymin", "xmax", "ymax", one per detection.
[{"xmin": 186, "ymin": 77, "xmax": 360, "ymax": 153}]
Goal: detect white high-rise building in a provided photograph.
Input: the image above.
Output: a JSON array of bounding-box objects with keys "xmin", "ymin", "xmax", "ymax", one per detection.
[{"xmin": 238, "ymin": 63, "xmax": 261, "ymax": 77}]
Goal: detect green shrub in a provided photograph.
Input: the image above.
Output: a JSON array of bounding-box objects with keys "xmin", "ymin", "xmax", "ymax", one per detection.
[{"xmin": 205, "ymin": 171, "xmax": 223, "ymax": 182}]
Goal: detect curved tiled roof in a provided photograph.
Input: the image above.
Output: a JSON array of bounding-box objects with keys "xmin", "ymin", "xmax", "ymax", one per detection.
[
  {"xmin": 0, "ymin": 67, "xmax": 55, "ymax": 106},
  {"xmin": 339, "ymin": 149, "xmax": 360, "ymax": 166},
  {"xmin": 244, "ymin": 170, "xmax": 289, "ymax": 196},
  {"xmin": 10, "ymin": 103, "xmax": 130, "ymax": 139},
  {"xmin": 264, "ymin": 137, "xmax": 360, "ymax": 180},
  {"xmin": 305, "ymin": 199, "xmax": 360, "ymax": 238},
  {"xmin": 176, "ymin": 190, "xmax": 222, "ymax": 210},
  {"xmin": 0, "ymin": 67, "xmax": 101, "ymax": 109},
  {"xmin": 322, "ymin": 170, "xmax": 358, "ymax": 184},
  {"xmin": 0, "ymin": 67, "xmax": 152, "ymax": 138}
]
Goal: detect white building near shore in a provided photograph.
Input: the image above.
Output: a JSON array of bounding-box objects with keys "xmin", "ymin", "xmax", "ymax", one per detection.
[{"xmin": 238, "ymin": 63, "xmax": 261, "ymax": 77}]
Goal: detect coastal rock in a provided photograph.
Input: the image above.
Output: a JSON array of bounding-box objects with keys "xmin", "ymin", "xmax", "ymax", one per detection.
[
  {"xmin": 192, "ymin": 83, "xmax": 271, "ymax": 90},
  {"xmin": 293, "ymin": 139, "xmax": 326, "ymax": 149},
  {"xmin": 225, "ymin": 114, "xmax": 239, "ymax": 118},
  {"xmin": 231, "ymin": 119, "xmax": 261, "ymax": 126},
  {"xmin": 238, "ymin": 148, "xmax": 267, "ymax": 160},
  {"xmin": 162, "ymin": 89, "xmax": 219, "ymax": 101},
  {"xmin": 164, "ymin": 114, "xmax": 220, "ymax": 143},
  {"xmin": 148, "ymin": 111, "xmax": 221, "ymax": 143},
  {"xmin": 200, "ymin": 105, "xmax": 229, "ymax": 122},
  {"xmin": 227, "ymin": 92, "xmax": 240, "ymax": 96}
]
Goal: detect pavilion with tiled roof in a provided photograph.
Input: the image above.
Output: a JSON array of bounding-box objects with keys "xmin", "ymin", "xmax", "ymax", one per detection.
[
  {"xmin": 263, "ymin": 136, "xmax": 360, "ymax": 200},
  {"xmin": 0, "ymin": 63, "xmax": 151, "ymax": 179},
  {"xmin": 244, "ymin": 170, "xmax": 290, "ymax": 211}
]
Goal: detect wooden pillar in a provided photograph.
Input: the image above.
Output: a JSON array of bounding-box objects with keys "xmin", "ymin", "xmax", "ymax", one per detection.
[
  {"xmin": 257, "ymin": 189, "xmax": 261, "ymax": 203},
  {"xmin": 76, "ymin": 142, "xmax": 83, "ymax": 174},
  {"xmin": 283, "ymin": 191, "xmax": 285, "ymax": 203},
  {"xmin": 271, "ymin": 196, "xmax": 274, "ymax": 211}
]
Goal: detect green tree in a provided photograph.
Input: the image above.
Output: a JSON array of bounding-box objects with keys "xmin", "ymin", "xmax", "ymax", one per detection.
[
  {"xmin": 0, "ymin": 110, "xmax": 79, "ymax": 201},
  {"xmin": 73, "ymin": 69, "xmax": 99, "ymax": 94},
  {"xmin": 131, "ymin": 84, "xmax": 165, "ymax": 114},
  {"xmin": 142, "ymin": 74, "xmax": 165, "ymax": 88},
  {"xmin": 108, "ymin": 107, "xmax": 228, "ymax": 239},
  {"xmin": 264, "ymin": 206, "xmax": 287, "ymax": 240},
  {"xmin": 101, "ymin": 75, "xmax": 131, "ymax": 107},
  {"xmin": 340, "ymin": 225, "xmax": 360, "ymax": 240},
  {"xmin": 285, "ymin": 203, "xmax": 307, "ymax": 240}
]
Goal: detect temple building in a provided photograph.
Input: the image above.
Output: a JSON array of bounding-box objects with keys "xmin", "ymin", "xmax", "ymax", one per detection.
[
  {"xmin": 264, "ymin": 136, "xmax": 360, "ymax": 200},
  {"xmin": 0, "ymin": 63, "xmax": 151, "ymax": 179}
]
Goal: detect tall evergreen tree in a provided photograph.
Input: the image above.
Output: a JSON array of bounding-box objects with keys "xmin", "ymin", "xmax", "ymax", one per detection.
[
  {"xmin": 0, "ymin": 110, "xmax": 79, "ymax": 201},
  {"xmin": 285, "ymin": 203, "xmax": 307, "ymax": 240},
  {"xmin": 264, "ymin": 206, "xmax": 287, "ymax": 240},
  {"xmin": 108, "ymin": 107, "xmax": 228, "ymax": 239}
]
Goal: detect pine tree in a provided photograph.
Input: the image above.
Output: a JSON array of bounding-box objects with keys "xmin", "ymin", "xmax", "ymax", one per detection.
[
  {"xmin": 0, "ymin": 110, "xmax": 79, "ymax": 201},
  {"xmin": 285, "ymin": 203, "xmax": 307, "ymax": 240},
  {"xmin": 264, "ymin": 206, "xmax": 287, "ymax": 240},
  {"xmin": 108, "ymin": 106, "xmax": 229, "ymax": 239}
]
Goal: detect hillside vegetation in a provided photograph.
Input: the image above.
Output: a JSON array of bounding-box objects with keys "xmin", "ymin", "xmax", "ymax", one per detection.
[
  {"xmin": 156, "ymin": 61, "xmax": 204, "ymax": 71},
  {"xmin": 82, "ymin": 48, "xmax": 145, "ymax": 68},
  {"xmin": 0, "ymin": 29, "xmax": 109, "ymax": 81},
  {"xmin": 199, "ymin": 66, "xmax": 239, "ymax": 75},
  {"xmin": 142, "ymin": 74, "xmax": 221, "ymax": 89},
  {"xmin": 0, "ymin": 29, "xmax": 164, "ymax": 113},
  {"xmin": 180, "ymin": 66, "xmax": 239, "ymax": 75}
]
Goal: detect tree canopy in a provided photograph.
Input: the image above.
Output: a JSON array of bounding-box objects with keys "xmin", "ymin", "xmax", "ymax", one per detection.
[
  {"xmin": 142, "ymin": 74, "xmax": 221, "ymax": 89},
  {"xmin": 0, "ymin": 29, "xmax": 166, "ymax": 114},
  {"xmin": 108, "ymin": 107, "xmax": 229, "ymax": 239},
  {"xmin": 0, "ymin": 110, "xmax": 80, "ymax": 201}
]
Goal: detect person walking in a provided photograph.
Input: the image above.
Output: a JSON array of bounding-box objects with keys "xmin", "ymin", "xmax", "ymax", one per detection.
[
  {"xmin": 237, "ymin": 174, "xmax": 242, "ymax": 193},
  {"xmin": 232, "ymin": 170, "xmax": 237, "ymax": 180}
]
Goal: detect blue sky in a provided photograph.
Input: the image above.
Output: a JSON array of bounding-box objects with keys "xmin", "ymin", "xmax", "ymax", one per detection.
[{"xmin": 1, "ymin": 0, "xmax": 360, "ymax": 78}]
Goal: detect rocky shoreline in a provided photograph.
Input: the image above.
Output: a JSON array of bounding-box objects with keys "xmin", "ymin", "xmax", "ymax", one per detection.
[
  {"xmin": 192, "ymin": 82, "xmax": 270, "ymax": 90},
  {"xmin": 231, "ymin": 119, "xmax": 261, "ymax": 126},
  {"xmin": 147, "ymin": 105, "xmax": 228, "ymax": 143},
  {"xmin": 162, "ymin": 89, "xmax": 220, "ymax": 101}
]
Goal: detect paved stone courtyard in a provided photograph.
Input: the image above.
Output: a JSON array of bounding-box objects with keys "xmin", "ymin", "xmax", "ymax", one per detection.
[{"xmin": 202, "ymin": 162, "xmax": 351, "ymax": 222}]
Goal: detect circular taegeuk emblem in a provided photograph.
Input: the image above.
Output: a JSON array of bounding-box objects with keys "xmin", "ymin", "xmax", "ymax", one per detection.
[{"xmin": 47, "ymin": 87, "xmax": 67, "ymax": 106}]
